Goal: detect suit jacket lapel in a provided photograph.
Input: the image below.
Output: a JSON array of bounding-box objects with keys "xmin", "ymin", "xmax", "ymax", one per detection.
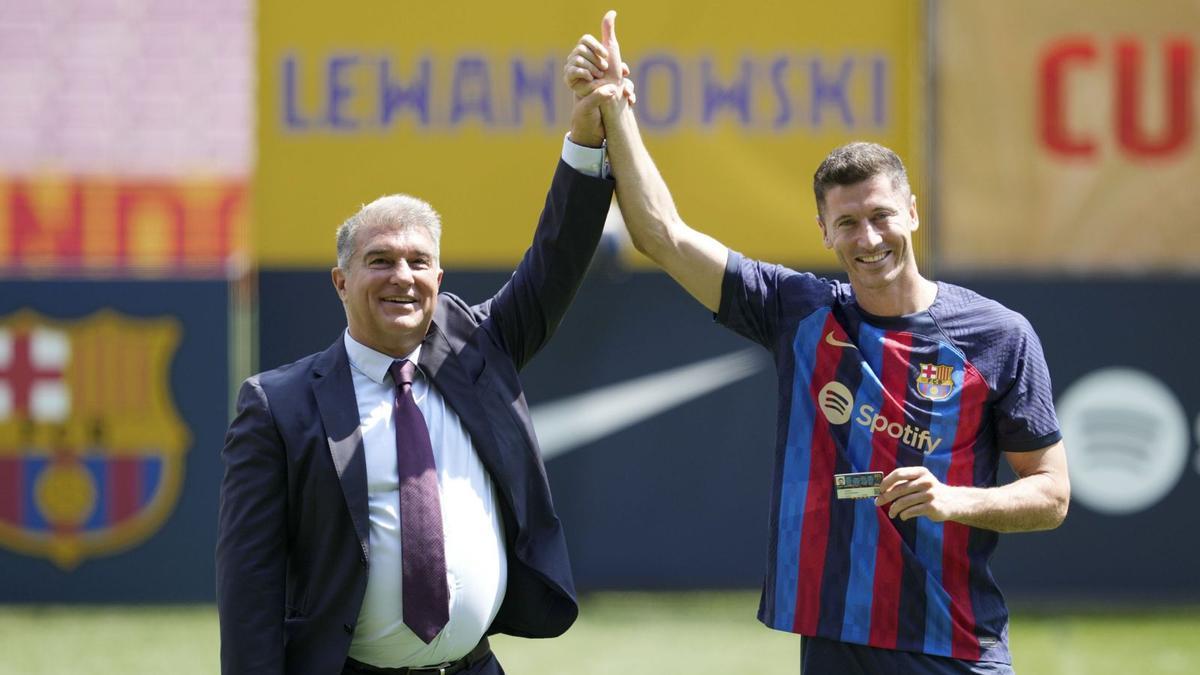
[
  {"xmin": 311, "ymin": 339, "xmax": 371, "ymax": 554},
  {"xmin": 420, "ymin": 323, "xmax": 510, "ymax": 493}
]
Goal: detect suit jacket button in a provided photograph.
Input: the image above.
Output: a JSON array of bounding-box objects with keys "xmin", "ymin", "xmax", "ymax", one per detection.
[{"xmin": 344, "ymin": 623, "xmax": 355, "ymax": 634}]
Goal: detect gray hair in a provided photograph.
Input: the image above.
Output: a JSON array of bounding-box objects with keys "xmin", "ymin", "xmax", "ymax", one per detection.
[
  {"xmin": 812, "ymin": 142, "xmax": 910, "ymax": 218},
  {"xmin": 335, "ymin": 194, "xmax": 443, "ymax": 269}
]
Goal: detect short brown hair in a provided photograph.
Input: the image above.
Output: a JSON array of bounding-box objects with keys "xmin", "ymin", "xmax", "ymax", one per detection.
[{"xmin": 812, "ymin": 142, "xmax": 909, "ymax": 217}]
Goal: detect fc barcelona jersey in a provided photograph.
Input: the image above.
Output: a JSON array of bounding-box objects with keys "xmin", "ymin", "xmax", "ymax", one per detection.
[{"xmin": 717, "ymin": 252, "xmax": 1061, "ymax": 664}]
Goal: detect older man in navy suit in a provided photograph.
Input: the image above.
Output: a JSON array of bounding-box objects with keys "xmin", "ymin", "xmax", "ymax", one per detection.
[{"xmin": 216, "ymin": 76, "xmax": 634, "ymax": 674}]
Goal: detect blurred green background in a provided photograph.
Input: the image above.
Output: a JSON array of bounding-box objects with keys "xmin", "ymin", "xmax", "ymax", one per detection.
[{"xmin": 4, "ymin": 593, "xmax": 1198, "ymax": 674}]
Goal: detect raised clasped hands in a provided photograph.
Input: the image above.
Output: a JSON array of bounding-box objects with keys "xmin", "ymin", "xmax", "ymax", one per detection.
[{"xmin": 564, "ymin": 10, "xmax": 636, "ymax": 147}]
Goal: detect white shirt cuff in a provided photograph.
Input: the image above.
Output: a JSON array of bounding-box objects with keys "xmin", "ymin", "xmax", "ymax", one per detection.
[{"xmin": 561, "ymin": 133, "xmax": 608, "ymax": 179}]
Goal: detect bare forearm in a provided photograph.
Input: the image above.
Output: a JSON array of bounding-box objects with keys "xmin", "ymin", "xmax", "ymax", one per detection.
[
  {"xmin": 603, "ymin": 103, "xmax": 681, "ymax": 259},
  {"xmin": 879, "ymin": 442, "xmax": 1070, "ymax": 532},
  {"xmin": 944, "ymin": 473, "xmax": 1069, "ymax": 532},
  {"xmin": 563, "ymin": 14, "xmax": 725, "ymax": 310},
  {"xmin": 602, "ymin": 100, "xmax": 726, "ymax": 310}
]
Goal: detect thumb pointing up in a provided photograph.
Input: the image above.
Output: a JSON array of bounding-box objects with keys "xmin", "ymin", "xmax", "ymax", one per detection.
[{"xmin": 600, "ymin": 10, "xmax": 623, "ymax": 84}]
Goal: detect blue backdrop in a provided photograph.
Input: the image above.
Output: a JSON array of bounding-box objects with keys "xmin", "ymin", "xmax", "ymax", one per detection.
[
  {"xmin": 0, "ymin": 280, "xmax": 228, "ymax": 602},
  {"xmin": 3, "ymin": 269, "xmax": 1196, "ymax": 603}
]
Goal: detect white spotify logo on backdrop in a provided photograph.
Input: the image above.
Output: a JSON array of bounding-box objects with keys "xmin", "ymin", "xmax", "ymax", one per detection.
[{"xmin": 1058, "ymin": 368, "xmax": 1188, "ymax": 515}]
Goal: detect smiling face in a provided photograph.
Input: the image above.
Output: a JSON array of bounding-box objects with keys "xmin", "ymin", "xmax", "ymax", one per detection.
[
  {"xmin": 817, "ymin": 173, "xmax": 921, "ymax": 295},
  {"xmin": 332, "ymin": 221, "xmax": 443, "ymax": 357}
]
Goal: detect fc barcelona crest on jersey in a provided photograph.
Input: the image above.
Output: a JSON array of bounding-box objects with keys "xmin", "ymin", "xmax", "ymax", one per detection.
[
  {"xmin": 916, "ymin": 363, "xmax": 956, "ymax": 401},
  {"xmin": 0, "ymin": 310, "xmax": 189, "ymax": 569}
]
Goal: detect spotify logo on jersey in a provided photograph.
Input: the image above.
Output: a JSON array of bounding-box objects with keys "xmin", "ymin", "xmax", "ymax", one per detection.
[
  {"xmin": 818, "ymin": 381, "xmax": 854, "ymax": 425},
  {"xmin": 1058, "ymin": 368, "xmax": 1188, "ymax": 515}
]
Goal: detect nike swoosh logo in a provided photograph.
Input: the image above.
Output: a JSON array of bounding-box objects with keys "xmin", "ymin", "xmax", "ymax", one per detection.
[
  {"xmin": 825, "ymin": 331, "xmax": 858, "ymax": 350},
  {"xmin": 530, "ymin": 348, "xmax": 766, "ymax": 461}
]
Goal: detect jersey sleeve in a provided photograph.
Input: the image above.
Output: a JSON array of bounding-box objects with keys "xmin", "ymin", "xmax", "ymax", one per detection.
[
  {"xmin": 994, "ymin": 318, "xmax": 1062, "ymax": 452},
  {"xmin": 715, "ymin": 250, "xmax": 837, "ymax": 348}
]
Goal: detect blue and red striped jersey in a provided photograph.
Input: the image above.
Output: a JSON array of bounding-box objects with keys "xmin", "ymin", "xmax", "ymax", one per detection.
[{"xmin": 717, "ymin": 252, "xmax": 1061, "ymax": 664}]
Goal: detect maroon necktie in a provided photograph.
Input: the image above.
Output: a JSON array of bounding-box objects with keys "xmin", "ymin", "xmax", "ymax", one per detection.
[{"xmin": 388, "ymin": 359, "xmax": 449, "ymax": 644}]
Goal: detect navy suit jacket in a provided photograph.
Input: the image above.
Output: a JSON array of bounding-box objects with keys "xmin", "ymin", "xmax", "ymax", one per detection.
[{"xmin": 216, "ymin": 161, "xmax": 613, "ymax": 675}]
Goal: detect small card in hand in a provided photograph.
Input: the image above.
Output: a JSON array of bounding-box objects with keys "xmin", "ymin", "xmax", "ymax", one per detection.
[{"xmin": 834, "ymin": 471, "xmax": 884, "ymax": 500}]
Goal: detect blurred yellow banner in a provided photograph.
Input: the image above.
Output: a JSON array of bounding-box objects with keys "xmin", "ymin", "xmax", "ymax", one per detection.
[
  {"xmin": 257, "ymin": 2, "xmax": 923, "ymax": 268},
  {"xmin": 937, "ymin": 0, "xmax": 1199, "ymax": 272},
  {"xmin": 0, "ymin": 178, "xmax": 247, "ymax": 276}
]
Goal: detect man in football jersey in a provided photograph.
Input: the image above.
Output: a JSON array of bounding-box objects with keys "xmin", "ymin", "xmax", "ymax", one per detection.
[{"xmin": 564, "ymin": 12, "xmax": 1069, "ymax": 674}]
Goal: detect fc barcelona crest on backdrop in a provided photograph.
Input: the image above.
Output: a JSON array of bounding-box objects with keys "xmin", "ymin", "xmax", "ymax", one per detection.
[
  {"xmin": 0, "ymin": 310, "xmax": 189, "ymax": 569},
  {"xmin": 916, "ymin": 363, "xmax": 956, "ymax": 401}
]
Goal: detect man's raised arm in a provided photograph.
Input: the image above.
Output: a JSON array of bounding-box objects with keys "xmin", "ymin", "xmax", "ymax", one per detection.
[{"xmin": 564, "ymin": 11, "xmax": 728, "ymax": 312}]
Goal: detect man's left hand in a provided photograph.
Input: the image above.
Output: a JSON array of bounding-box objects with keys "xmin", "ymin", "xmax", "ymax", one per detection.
[
  {"xmin": 565, "ymin": 10, "xmax": 635, "ymax": 147},
  {"xmin": 875, "ymin": 466, "xmax": 962, "ymax": 522}
]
